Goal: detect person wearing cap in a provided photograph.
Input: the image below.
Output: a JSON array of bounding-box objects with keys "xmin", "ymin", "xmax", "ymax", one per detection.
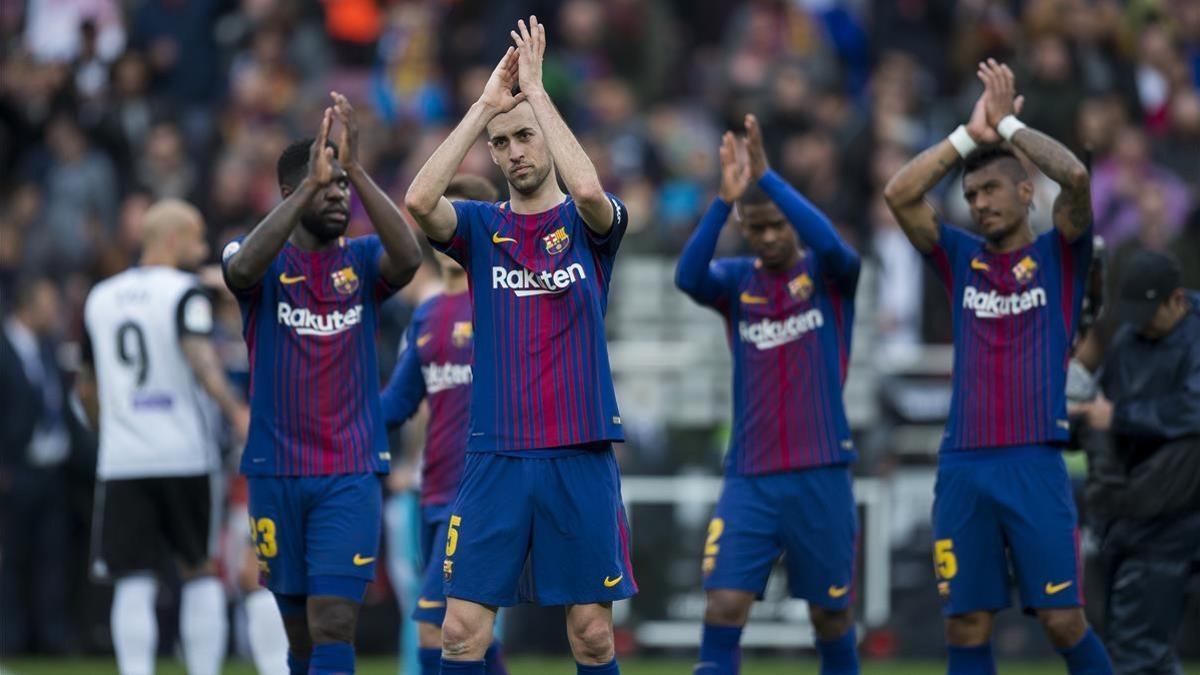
[{"xmin": 1069, "ymin": 249, "xmax": 1200, "ymax": 675}]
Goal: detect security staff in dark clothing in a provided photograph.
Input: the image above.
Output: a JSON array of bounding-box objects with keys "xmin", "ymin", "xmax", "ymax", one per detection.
[{"xmin": 1071, "ymin": 250, "xmax": 1200, "ymax": 675}]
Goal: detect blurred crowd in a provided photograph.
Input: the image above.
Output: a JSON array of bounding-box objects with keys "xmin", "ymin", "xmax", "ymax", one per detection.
[{"xmin": 1, "ymin": 0, "xmax": 1200, "ymax": 658}]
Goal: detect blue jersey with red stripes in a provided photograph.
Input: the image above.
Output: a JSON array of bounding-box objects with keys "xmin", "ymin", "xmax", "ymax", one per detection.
[
  {"xmin": 379, "ymin": 291, "xmax": 472, "ymax": 505},
  {"xmin": 431, "ymin": 196, "xmax": 628, "ymax": 452},
  {"xmin": 675, "ymin": 172, "xmax": 859, "ymax": 475},
  {"xmin": 925, "ymin": 223, "xmax": 1092, "ymax": 452},
  {"xmin": 221, "ymin": 235, "xmax": 400, "ymax": 475}
]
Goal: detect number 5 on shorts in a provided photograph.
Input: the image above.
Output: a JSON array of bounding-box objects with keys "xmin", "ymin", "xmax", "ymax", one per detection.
[
  {"xmin": 445, "ymin": 515, "xmax": 462, "ymax": 557},
  {"xmin": 934, "ymin": 538, "xmax": 957, "ymax": 580}
]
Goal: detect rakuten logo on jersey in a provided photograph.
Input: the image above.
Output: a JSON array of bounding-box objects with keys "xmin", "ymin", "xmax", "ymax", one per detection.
[
  {"xmin": 491, "ymin": 262, "xmax": 586, "ymax": 297},
  {"xmin": 423, "ymin": 362, "xmax": 472, "ymax": 394},
  {"xmin": 277, "ymin": 302, "xmax": 363, "ymax": 336},
  {"xmin": 962, "ymin": 286, "xmax": 1047, "ymax": 319},
  {"xmin": 738, "ymin": 309, "xmax": 824, "ymax": 350}
]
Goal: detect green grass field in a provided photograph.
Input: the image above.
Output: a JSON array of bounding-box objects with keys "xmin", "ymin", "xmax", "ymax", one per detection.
[{"xmin": 0, "ymin": 656, "xmax": 1079, "ymax": 675}]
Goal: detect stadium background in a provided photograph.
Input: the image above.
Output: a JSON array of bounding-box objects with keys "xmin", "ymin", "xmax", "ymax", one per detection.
[{"xmin": 1, "ymin": 0, "xmax": 1199, "ymax": 671}]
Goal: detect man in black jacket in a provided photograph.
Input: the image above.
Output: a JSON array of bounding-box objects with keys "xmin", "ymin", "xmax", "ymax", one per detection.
[
  {"xmin": 1071, "ymin": 250, "xmax": 1200, "ymax": 675},
  {"xmin": 0, "ymin": 276, "xmax": 74, "ymax": 654}
]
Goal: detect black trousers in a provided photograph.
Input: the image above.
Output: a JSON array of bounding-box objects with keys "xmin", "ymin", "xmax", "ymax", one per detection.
[
  {"xmin": 1103, "ymin": 511, "xmax": 1200, "ymax": 675},
  {"xmin": 0, "ymin": 464, "xmax": 73, "ymax": 654}
]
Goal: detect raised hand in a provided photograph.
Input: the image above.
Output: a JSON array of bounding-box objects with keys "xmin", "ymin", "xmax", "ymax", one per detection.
[
  {"xmin": 330, "ymin": 91, "xmax": 359, "ymax": 170},
  {"xmin": 718, "ymin": 131, "xmax": 751, "ymax": 203},
  {"xmin": 978, "ymin": 58, "xmax": 1025, "ymax": 130},
  {"xmin": 510, "ymin": 15, "xmax": 546, "ymax": 96},
  {"xmin": 308, "ymin": 108, "xmax": 336, "ymax": 186},
  {"xmin": 744, "ymin": 114, "xmax": 769, "ymax": 180},
  {"xmin": 478, "ymin": 47, "xmax": 526, "ymax": 115}
]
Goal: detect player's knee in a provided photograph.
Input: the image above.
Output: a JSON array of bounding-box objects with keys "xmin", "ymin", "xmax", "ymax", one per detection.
[
  {"xmin": 704, "ymin": 591, "xmax": 753, "ymax": 626},
  {"xmin": 945, "ymin": 612, "xmax": 994, "ymax": 646},
  {"xmin": 309, "ymin": 600, "xmax": 358, "ymax": 644},
  {"xmin": 810, "ymin": 606, "xmax": 854, "ymax": 641},
  {"xmin": 441, "ymin": 612, "xmax": 488, "ymax": 658},
  {"xmin": 1037, "ymin": 608, "xmax": 1087, "ymax": 649},
  {"xmin": 567, "ymin": 616, "xmax": 614, "ymax": 664}
]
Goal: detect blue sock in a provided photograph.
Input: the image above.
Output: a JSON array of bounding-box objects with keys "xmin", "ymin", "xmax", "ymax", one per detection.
[
  {"xmin": 696, "ymin": 623, "xmax": 742, "ymax": 674},
  {"xmin": 420, "ymin": 647, "xmax": 442, "ymax": 675},
  {"xmin": 577, "ymin": 659, "xmax": 620, "ymax": 674},
  {"xmin": 287, "ymin": 651, "xmax": 310, "ymax": 675},
  {"xmin": 484, "ymin": 642, "xmax": 508, "ymax": 675},
  {"xmin": 816, "ymin": 627, "xmax": 859, "ymax": 675},
  {"xmin": 440, "ymin": 659, "xmax": 485, "ymax": 675},
  {"xmin": 310, "ymin": 642, "xmax": 355, "ymax": 674},
  {"xmin": 946, "ymin": 643, "xmax": 996, "ymax": 675},
  {"xmin": 1056, "ymin": 629, "xmax": 1113, "ymax": 675}
]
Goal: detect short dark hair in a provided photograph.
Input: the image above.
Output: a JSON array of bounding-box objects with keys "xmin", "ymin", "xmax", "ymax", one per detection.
[
  {"xmin": 276, "ymin": 138, "xmax": 339, "ymax": 189},
  {"xmin": 9, "ymin": 274, "xmax": 55, "ymax": 314},
  {"xmin": 446, "ymin": 174, "xmax": 500, "ymax": 202},
  {"xmin": 737, "ymin": 184, "xmax": 772, "ymax": 209},
  {"xmin": 962, "ymin": 146, "xmax": 1028, "ymax": 182}
]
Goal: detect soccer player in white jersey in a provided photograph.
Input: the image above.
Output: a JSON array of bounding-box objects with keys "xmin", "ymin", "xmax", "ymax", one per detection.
[{"xmin": 80, "ymin": 199, "xmax": 251, "ymax": 675}]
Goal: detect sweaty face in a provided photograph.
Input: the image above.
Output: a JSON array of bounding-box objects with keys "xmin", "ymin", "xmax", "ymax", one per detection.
[
  {"xmin": 739, "ymin": 202, "xmax": 799, "ymax": 270},
  {"xmin": 487, "ymin": 103, "xmax": 552, "ymax": 196},
  {"xmin": 963, "ymin": 163, "xmax": 1031, "ymax": 244},
  {"xmin": 293, "ymin": 160, "xmax": 351, "ymax": 242}
]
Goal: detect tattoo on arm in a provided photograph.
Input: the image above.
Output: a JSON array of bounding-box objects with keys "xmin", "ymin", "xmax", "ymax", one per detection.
[{"xmin": 1009, "ymin": 128, "xmax": 1091, "ymax": 240}]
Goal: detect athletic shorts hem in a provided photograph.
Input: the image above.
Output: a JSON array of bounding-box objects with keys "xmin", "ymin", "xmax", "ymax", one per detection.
[
  {"xmin": 701, "ymin": 579, "xmax": 767, "ymax": 598},
  {"xmin": 412, "ymin": 605, "xmax": 448, "ymax": 624},
  {"xmin": 445, "ymin": 591, "xmax": 514, "ymax": 608},
  {"xmin": 793, "ymin": 591, "xmax": 852, "ymax": 610},
  {"xmin": 941, "ymin": 601, "xmax": 1012, "ymax": 617}
]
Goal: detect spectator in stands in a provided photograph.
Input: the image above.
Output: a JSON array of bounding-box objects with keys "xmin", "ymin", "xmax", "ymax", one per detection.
[
  {"xmin": 1090, "ymin": 125, "xmax": 1192, "ymax": 249},
  {"xmin": 0, "ymin": 276, "xmax": 74, "ymax": 655},
  {"xmin": 1071, "ymin": 250, "xmax": 1200, "ymax": 675}
]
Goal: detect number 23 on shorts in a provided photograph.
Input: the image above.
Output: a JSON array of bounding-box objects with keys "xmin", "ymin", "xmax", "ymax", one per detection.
[{"xmin": 250, "ymin": 517, "xmax": 278, "ymax": 559}]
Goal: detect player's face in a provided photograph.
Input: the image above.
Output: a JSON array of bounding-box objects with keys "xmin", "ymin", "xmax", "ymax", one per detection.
[
  {"xmin": 487, "ymin": 104, "xmax": 552, "ymax": 196},
  {"xmin": 177, "ymin": 214, "xmax": 209, "ymax": 272},
  {"xmin": 739, "ymin": 202, "xmax": 799, "ymax": 270},
  {"xmin": 296, "ymin": 162, "xmax": 351, "ymax": 242},
  {"xmin": 962, "ymin": 164, "xmax": 1032, "ymax": 243}
]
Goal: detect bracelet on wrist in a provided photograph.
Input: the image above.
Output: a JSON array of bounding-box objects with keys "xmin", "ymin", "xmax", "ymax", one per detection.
[
  {"xmin": 997, "ymin": 115, "xmax": 1027, "ymax": 142},
  {"xmin": 948, "ymin": 125, "xmax": 978, "ymax": 159}
]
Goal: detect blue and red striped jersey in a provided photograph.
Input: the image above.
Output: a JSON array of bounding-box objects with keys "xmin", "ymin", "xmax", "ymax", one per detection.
[
  {"xmin": 379, "ymin": 291, "xmax": 472, "ymax": 506},
  {"xmin": 221, "ymin": 235, "xmax": 400, "ymax": 476},
  {"xmin": 676, "ymin": 172, "xmax": 859, "ymax": 475},
  {"xmin": 925, "ymin": 223, "xmax": 1092, "ymax": 452},
  {"xmin": 431, "ymin": 195, "xmax": 628, "ymax": 452}
]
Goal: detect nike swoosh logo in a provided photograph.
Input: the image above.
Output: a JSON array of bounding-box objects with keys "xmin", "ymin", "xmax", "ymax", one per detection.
[
  {"xmin": 1045, "ymin": 580, "xmax": 1073, "ymax": 595},
  {"xmin": 417, "ymin": 598, "xmax": 446, "ymax": 609},
  {"xmin": 739, "ymin": 292, "xmax": 768, "ymax": 304},
  {"xmin": 279, "ymin": 273, "xmax": 307, "ymax": 284},
  {"xmin": 416, "ymin": 334, "xmax": 432, "ymax": 347},
  {"xmin": 603, "ymin": 575, "xmax": 623, "ymax": 588},
  {"xmin": 352, "ymin": 554, "xmax": 375, "ymax": 566},
  {"xmin": 828, "ymin": 585, "xmax": 850, "ymax": 598},
  {"xmin": 970, "ymin": 259, "xmax": 990, "ymax": 272},
  {"xmin": 492, "ymin": 231, "xmax": 517, "ymax": 245}
]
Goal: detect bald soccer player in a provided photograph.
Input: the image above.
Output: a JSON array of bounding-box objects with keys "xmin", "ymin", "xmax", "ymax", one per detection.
[{"xmin": 81, "ymin": 199, "xmax": 251, "ymax": 675}]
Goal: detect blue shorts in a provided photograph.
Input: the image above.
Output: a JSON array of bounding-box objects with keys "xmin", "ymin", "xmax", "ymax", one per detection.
[
  {"xmin": 444, "ymin": 447, "xmax": 637, "ymax": 607},
  {"xmin": 703, "ymin": 465, "xmax": 857, "ymax": 610},
  {"xmin": 933, "ymin": 445, "xmax": 1083, "ymax": 616},
  {"xmin": 413, "ymin": 503, "xmax": 452, "ymax": 624},
  {"xmin": 247, "ymin": 473, "xmax": 382, "ymax": 600}
]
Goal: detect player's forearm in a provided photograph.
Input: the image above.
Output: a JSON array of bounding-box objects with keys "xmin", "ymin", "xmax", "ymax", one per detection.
[
  {"xmin": 405, "ymin": 103, "xmax": 492, "ymax": 232},
  {"xmin": 380, "ymin": 368, "xmax": 424, "ymax": 428},
  {"xmin": 524, "ymin": 90, "xmax": 612, "ymax": 230},
  {"xmin": 674, "ymin": 198, "xmax": 730, "ymax": 301},
  {"xmin": 181, "ymin": 338, "xmax": 244, "ymax": 422},
  {"xmin": 1008, "ymin": 127, "xmax": 1091, "ymax": 241},
  {"xmin": 75, "ymin": 364, "xmax": 100, "ymax": 429},
  {"xmin": 348, "ymin": 166, "xmax": 421, "ymax": 286},
  {"xmin": 759, "ymin": 170, "xmax": 859, "ymax": 278},
  {"xmin": 883, "ymin": 139, "xmax": 959, "ymax": 208},
  {"xmin": 226, "ymin": 180, "xmax": 318, "ymax": 288}
]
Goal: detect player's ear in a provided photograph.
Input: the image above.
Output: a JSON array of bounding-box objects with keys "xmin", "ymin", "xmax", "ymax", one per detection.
[{"xmin": 1018, "ymin": 179, "xmax": 1034, "ymax": 207}]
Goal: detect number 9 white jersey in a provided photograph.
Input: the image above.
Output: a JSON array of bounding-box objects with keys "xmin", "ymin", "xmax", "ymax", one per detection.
[{"xmin": 84, "ymin": 266, "xmax": 219, "ymax": 479}]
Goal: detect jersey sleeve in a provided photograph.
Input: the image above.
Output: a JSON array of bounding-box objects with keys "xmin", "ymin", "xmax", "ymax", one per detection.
[
  {"xmin": 675, "ymin": 198, "xmax": 735, "ymax": 309},
  {"xmin": 175, "ymin": 287, "xmax": 215, "ymax": 337},
  {"xmin": 758, "ymin": 170, "xmax": 860, "ymax": 295},
  {"xmin": 220, "ymin": 237, "xmax": 261, "ymax": 300},
  {"xmin": 349, "ymin": 235, "xmax": 402, "ymax": 303},
  {"xmin": 923, "ymin": 222, "xmax": 979, "ymax": 292},
  {"xmin": 582, "ymin": 193, "xmax": 629, "ymax": 258},
  {"xmin": 431, "ymin": 201, "xmax": 481, "ymax": 265},
  {"xmin": 380, "ymin": 318, "xmax": 427, "ymax": 428}
]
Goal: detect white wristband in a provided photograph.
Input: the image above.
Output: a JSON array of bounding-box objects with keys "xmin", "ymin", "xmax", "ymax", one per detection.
[
  {"xmin": 948, "ymin": 125, "xmax": 977, "ymax": 159},
  {"xmin": 997, "ymin": 115, "xmax": 1027, "ymax": 142}
]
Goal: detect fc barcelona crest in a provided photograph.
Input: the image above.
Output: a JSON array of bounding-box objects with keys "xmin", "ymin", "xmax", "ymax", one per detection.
[
  {"xmin": 1011, "ymin": 255, "xmax": 1037, "ymax": 284},
  {"xmin": 788, "ymin": 273, "xmax": 814, "ymax": 301},
  {"xmin": 543, "ymin": 227, "xmax": 569, "ymax": 255},
  {"xmin": 331, "ymin": 266, "xmax": 360, "ymax": 295},
  {"xmin": 451, "ymin": 321, "xmax": 473, "ymax": 347}
]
